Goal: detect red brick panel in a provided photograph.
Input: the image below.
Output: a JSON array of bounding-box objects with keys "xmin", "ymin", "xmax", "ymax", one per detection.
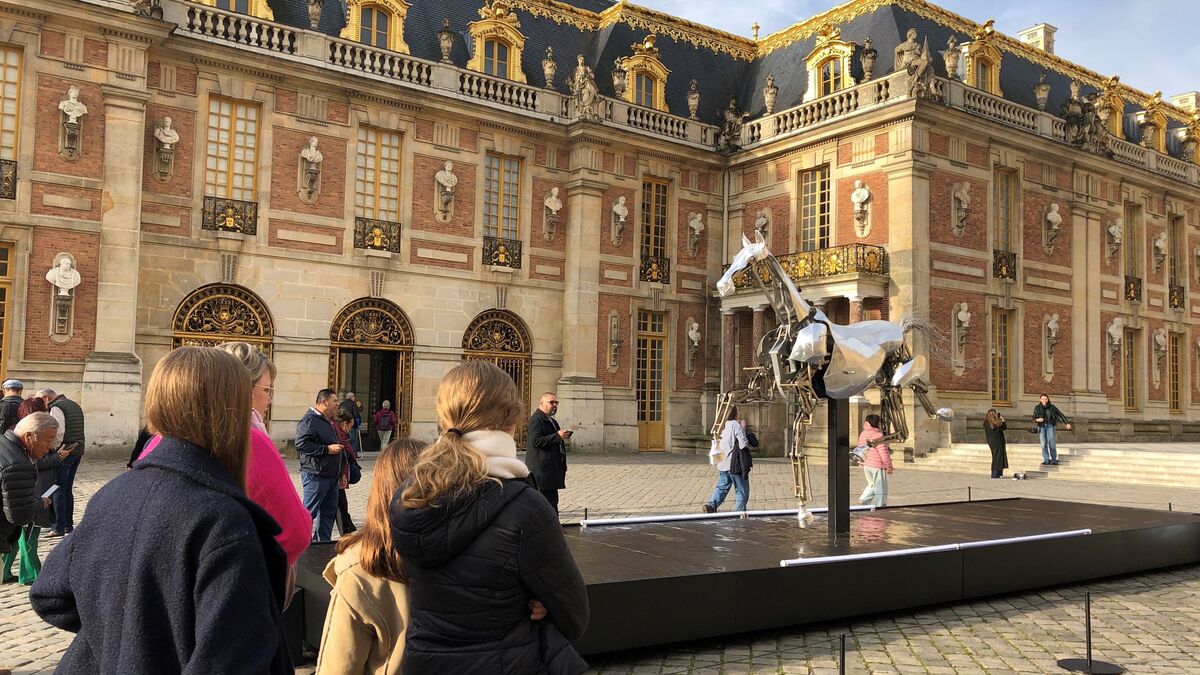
[
  {"xmin": 147, "ymin": 60, "xmax": 160, "ymax": 89},
  {"xmin": 1021, "ymin": 302, "xmax": 1072, "ymax": 397},
  {"xmin": 744, "ymin": 194, "xmax": 791, "ymax": 252},
  {"xmin": 836, "ymin": 142, "xmax": 851, "ymax": 166},
  {"xmin": 275, "ymin": 88, "xmax": 297, "ymax": 114},
  {"xmin": 600, "ymin": 186, "xmax": 635, "ymax": 258},
  {"xmin": 1024, "ymin": 160, "xmax": 1041, "ymax": 184},
  {"xmin": 742, "ymin": 165, "xmax": 759, "ymax": 191},
  {"xmin": 530, "ymin": 178, "xmax": 567, "ymax": 252},
  {"xmin": 676, "ymin": 198, "xmax": 707, "ymax": 264},
  {"xmin": 558, "ymin": 149, "xmax": 571, "ymax": 171},
  {"xmin": 927, "ymin": 289, "xmax": 986, "ymax": 392},
  {"xmin": 675, "ymin": 302, "xmax": 706, "ymax": 391},
  {"xmin": 177, "ymin": 67, "xmax": 197, "ymax": 95},
  {"xmin": 142, "ymin": 104, "xmax": 195, "ymax": 198},
  {"xmin": 675, "ymin": 270, "xmax": 708, "ymax": 297},
  {"xmin": 410, "ymin": 238, "xmax": 475, "ymax": 272},
  {"xmin": 29, "ymin": 182, "xmax": 102, "ymax": 221},
  {"xmin": 875, "ymin": 132, "xmax": 889, "ymax": 156},
  {"xmin": 410, "ymin": 155, "xmax": 476, "ymax": 235},
  {"xmin": 459, "ymin": 128, "xmax": 477, "ymax": 152},
  {"xmin": 966, "ymin": 142, "xmax": 988, "ymax": 167},
  {"xmin": 1021, "ymin": 193, "xmax": 1070, "ymax": 265},
  {"xmin": 41, "ymin": 31, "xmax": 65, "ymax": 58},
  {"xmin": 269, "ymin": 128, "xmax": 347, "ymax": 219},
  {"xmin": 33, "ymin": 76, "xmax": 105, "ymax": 180},
  {"xmin": 328, "ymin": 99, "xmax": 349, "ymax": 125},
  {"xmin": 414, "ymin": 118, "xmax": 433, "ymax": 142},
  {"xmin": 534, "ymin": 144, "xmax": 546, "ymax": 166},
  {"xmin": 83, "ymin": 38, "xmax": 106, "ymax": 67},
  {"xmin": 268, "ymin": 219, "xmax": 343, "ymax": 255},
  {"xmin": 697, "ymin": 171, "xmax": 710, "ymax": 193},
  {"xmin": 928, "ymin": 132, "xmax": 948, "ymax": 157},
  {"xmin": 929, "ymin": 170, "xmax": 987, "ymax": 250},
  {"xmin": 24, "ymin": 228, "xmax": 100, "ymax": 361},
  {"xmin": 775, "ymin": 161, "xmax": 789, "ymax": 184},
  {"xmin": 596, "ymin": 292, "xmax": 632, "ymax": 388},
  {"xmin": 836, "ymin": 172, "xmax": 888, "ymax": 246},
  {"xmin": 140, "ymin": 203, "xmax": 190, "ymax": 236}
]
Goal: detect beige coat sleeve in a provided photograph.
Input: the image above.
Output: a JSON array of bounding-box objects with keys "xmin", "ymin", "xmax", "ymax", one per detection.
[{"xmin": 316, "ymin": 578, "xmax": 376, "ymax": 675}]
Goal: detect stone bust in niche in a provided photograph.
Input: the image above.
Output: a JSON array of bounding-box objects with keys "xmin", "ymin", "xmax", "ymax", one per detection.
[{"xmin": 46, "ymin": 254, "xmax": 81, "ymax": 297}]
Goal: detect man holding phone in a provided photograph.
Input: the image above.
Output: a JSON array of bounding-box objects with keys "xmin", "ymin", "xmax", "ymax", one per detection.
[
  {"xmin": 525, "ymin": 392, "xmax": 571, "ymax": 514},
  {"xmin": 296, "ymin": 389, "xmax": 344, "ymax": 542}
]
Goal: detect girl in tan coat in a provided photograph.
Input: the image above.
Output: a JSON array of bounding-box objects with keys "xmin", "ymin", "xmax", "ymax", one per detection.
[{"xmin": 317, "ymin": 439, "xmax": 424, "ymax": 675}]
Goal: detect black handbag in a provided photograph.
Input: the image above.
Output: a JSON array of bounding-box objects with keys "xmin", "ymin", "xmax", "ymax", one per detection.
[
  {"xmin": 1027, "ymin": 424, "xmax": 1040, "ymax": 434},
  {"xmin": 347, "ymin": 453, "xmax": 362, "ymax": 485}
]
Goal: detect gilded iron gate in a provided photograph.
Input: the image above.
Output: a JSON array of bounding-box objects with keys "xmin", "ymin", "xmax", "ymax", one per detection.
[
  {"xmin": 462, "ymin": 310, "xmax": 532, "ymax": 446},
  {"xmin": 327, "ymin": 298, "xmax": 415, "ymax": 439}
]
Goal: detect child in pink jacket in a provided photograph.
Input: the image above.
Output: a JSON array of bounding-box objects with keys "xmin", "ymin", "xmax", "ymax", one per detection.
[{"xmin": 857, "ymin": 414, "xmax": 893, "ymax": 507}]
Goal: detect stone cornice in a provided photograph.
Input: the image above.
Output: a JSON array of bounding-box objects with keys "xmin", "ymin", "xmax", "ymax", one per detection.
[{"xmin": 191, "ymin": 56, "xmax": 284, "ymax": 82}]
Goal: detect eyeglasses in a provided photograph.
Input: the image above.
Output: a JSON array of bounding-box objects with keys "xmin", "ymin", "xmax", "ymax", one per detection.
[
  {"xmin": 547, "ymin": 400, "xmax": 559, "ymax": 405},
  {"xmin": 254, "ymin": 384, "xmax": 275, "ymax": 395}
]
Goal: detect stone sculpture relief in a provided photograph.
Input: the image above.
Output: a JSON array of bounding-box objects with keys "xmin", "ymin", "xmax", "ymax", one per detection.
[
  {"xmin": 1106, "ymin": 316, "xmax": 1124, "ymax": 386},
  {"xmin": 434, "ymin": 161, "xmax": 457, "ymax": 222},
  {"xmin": 953, "ymin": 302, "xmax": 970, "ymax": 376},
  {"xmin": 1139, "ymin": 91, "xmax": 1163, "ymax": 149},
  {"xmin": 904, "ymin": 36, "xmax": 937, "ymax": 100},
  {"xmin": 299, "ymin": 136, "xmax": 323, "ymax": 204},
  {"xmin": 763, "ymin": 75, "xmax": 778, "ymax": 115},
  {"xmin": 850, "ymin": 180, "xmax": 871, "ymax": 237},
  {"xmin": 686, "ymin": 212, "xmax": 705, "ymax": 256},
  {"xmin": 859, "ymin": 37, "xmax": 877, "ymax": 82},
  {"xmin": 1043, "ymin": 313, "xmax": 1060, "ymax": 383},
  {"xmin": 130, "ymin": 0, "xmax": 164, "ymax": 19},
  {"xmin": 1062, "ymin": 80, "xmax": 1110, "ymax": 155},
  {"xmin": 46, "ymin": 252, "xmax": 81, "ymax": 343},
  {"xmin": 58, "ymin": 84, "xmax": 87, "ymax": 161},
  {"xmin": 951, "ymin": 182, "xmax": 971, "ymax": 237},
  {"xmin": 307, "ymin": 0, "xmax": 322, "ymax": 29},
  {"xmin": 611, "ymin": 58, "xmax": 627, "ymax": 98},
  {"xmin": 542, "ymin": 47, "xmax": 556, "ymax": 88},
  {"xmin": 1182, "ymin": 114, "xmax": 1199, "ymax": 163},
  {"xmin": 1152, "ymin": 328, "xmax": 1168, "ymax": 389},
  {"xmin": 1152, "ymin": 230, "xmax": 1168, "ymax": 273},
  {"xmin": 753, "ymin": 208, "xmax": 771, "ymax": 244},
  {"xmin": 686, "ymin": 319, "xmax": 702, "ymax": 375},
  {"xmin": 894, "ymin": 28, "xmax": 920, "ymax": 72},
  {"xmin": 611, "ymin": 195, "xmax": 628, "ymax": 246},
  {"xmin": 1106, "ymin": 217, "xmax": 1123, "ymax": 263},
  {"xmin": 543, "ymin": 187, "xmax": 562, "ymax": 241},
  {"xmin": 687, "ymin": 80, "xmax": 700, "ymax": 120},
  {"xmin": 570, "ymin": 55, "xmax": 601, "ymax": 122},
  {"xmin": 1044, "ymin": 203, "xmax": 1062, "ymax": 254},
  {"xmin": 153, "ymin": 116, "xmax": 179, "ymax": 183},
  {"xmin": 1034, "ymin": 73, "xmax": 1051, "ymax": 111},
  {"xmin": 941, "ymin": 36, "xmax": 959, "ymax": 80},
  {"xmin": 437, "ymin": 19, "xmax": 455, "ymax": 63},
  {"xmin": 715, "ymin": 97, "xmax": 747, "ymax": 153}
]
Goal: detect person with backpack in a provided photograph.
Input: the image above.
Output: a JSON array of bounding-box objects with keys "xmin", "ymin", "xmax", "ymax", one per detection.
[
  {"xmin": 703, "ymin": 406, "xmax": 752, "ymax": 513},
  {"xmin": 372, "ymin": 400, "xmax": 398, "ymax": 451}
]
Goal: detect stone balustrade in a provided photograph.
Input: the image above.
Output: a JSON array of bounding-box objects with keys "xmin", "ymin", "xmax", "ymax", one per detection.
[
  {"xmin": 328, "ymin": 37, "xmax": 432, "ymax": 87},
  {"xmin": 177, "ymin": 2, "xmax": 296, "ymax": 56},
  {"xmin": 743, "ymin": 72, "xmax": 901, "ymax": 146}
]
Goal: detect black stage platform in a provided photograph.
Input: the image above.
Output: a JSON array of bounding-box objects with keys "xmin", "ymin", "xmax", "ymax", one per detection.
[{"xmin": 292, "ymin": 498, "xmax": 1200, "ymax": 656}]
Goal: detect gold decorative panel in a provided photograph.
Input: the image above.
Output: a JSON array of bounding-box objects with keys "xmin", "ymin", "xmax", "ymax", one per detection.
[
  {"xmin": 462, "ymin": 309, "xmax": 532, "ymax": 443},
  {"xmin": 329, "ymin": 297, "xmax": 414, "ymax": 348},
  {"xmin": 171, "ymin": 283, "xmax": 274, "ymax": 351}
]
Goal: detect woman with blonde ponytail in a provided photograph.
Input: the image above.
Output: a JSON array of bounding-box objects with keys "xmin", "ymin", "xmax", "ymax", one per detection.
[{"xmin": 390, "ymin": 361, "xmax": 589, "ymax": 674}]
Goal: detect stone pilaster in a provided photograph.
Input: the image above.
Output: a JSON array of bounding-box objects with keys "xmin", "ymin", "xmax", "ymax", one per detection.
[
  {"xmin": 82, "ymin": 85, "xmax": 150, "ymax": 448},
  {"xmin": 721, "ymin": 308, "xmax": 737, "ymax": 391},
  {"xmin": 1070, "ymin": 202, "xmax": 1110, "ymax": 417},
  {"xmin": 751, "ymin": 304, "xmax": 767, "ymax": 352}
]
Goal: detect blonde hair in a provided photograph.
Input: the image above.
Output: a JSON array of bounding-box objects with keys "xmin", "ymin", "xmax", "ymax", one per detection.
[
  {"xmin": 337, "ymin": 438, "xmax": 425, "ymax": 582},
  {"xmin": 145, "ymin": 347, "xmax": 252, "ymax": 491},
  {"xmin": 401, "ymin": 361, "xmax": 523, "ymax": 509},
  {"xmin": 985, "ymin": 408, "xmax": 1003, "ymax": 430},
  {"xmin": 216, "ymin": 341, "xmax": 277, "ymax": 383}
]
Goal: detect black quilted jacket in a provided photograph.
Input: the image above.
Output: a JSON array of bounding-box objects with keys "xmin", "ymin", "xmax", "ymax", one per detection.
[
  {"xmin": 390, "ymin": 478, "xmax": 589, "ymax": 674},
  {"xmin": 0, "ymin": 431, "xmax": 42, "ymax": 554}
]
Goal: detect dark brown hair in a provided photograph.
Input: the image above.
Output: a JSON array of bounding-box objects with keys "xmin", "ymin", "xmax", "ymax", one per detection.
[
  {"xmin": 17, "ymin": 397, "xmax": 46, "ymax": 419},
  {"xmin": 337, "ymin": 438, "xmax": 426, "ymax": 582},
  {"xmin": 985, "ymin": 408, "xmax": 1003, "ymax": 430},
  {"xmin": 864, "ymin": 414, "xmax": 882, "ymax": 430}
]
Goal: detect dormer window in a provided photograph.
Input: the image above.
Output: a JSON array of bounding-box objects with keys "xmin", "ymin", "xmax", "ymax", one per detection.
[
  {"xmin": 467, "ymin": 0, "xmax": 527, "ymax": 83},
  {"xmin": 620, "ymin": 35, "xmax": 670, "ymax": 112},
  {"xmin": 205, "ymin": 0, "xmax": 273, "ymax": 20},
  {"xmin": 802, "ymin": 24, "xmax": 855, "ymax": 102},
  {"xmin": 963, "ymin": 20, "xmax": 1002, "ymax": 95},
  {"xmin": 635, "ymin": 72, "xmax": 657, "ymax": 108},
  {"xmin": 343, "ymin": 0, "xmax": 410, "ymax": 53},
  {"xmin": 974, "ymin": 59, "xmax": 992, "ymax": 90}
]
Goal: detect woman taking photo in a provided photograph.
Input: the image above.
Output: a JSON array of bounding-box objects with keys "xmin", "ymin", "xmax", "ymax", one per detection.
[
  {"xmin": 317, "ymin": 438, "xmax": 424, "ymax": 674},
  {"xmin": 983, "ymin": 409, "xmax": 1008, "ymax": 478},
  {"xmin": 390, "ymin": 361, "xmax": 589, "ymax": 674},
  {"xmin": 857, "ymin": 414, "xmax": 893, "ymax": 507},
  {"xmin": 31, "ymin": 347, "xmax": 292, "ymax": 673}
]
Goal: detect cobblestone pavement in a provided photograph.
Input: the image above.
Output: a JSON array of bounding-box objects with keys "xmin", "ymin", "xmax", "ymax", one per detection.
[{"xmin": 3, "ymin": 452, "xmax": 1199, "ymax": 674}]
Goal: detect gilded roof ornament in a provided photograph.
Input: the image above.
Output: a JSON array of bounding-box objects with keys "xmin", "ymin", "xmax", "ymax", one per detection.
[
  {"xmin": 751, "ymin": 22, "xmax": 759, "ymax": 40},
  {"xmin": 632, "ymin": 34, "xmax": 659, "ymax": 58},
  {"xmin": 478, "ymin": 0, "xmax": 520, "ymax": 27},
  {"xmin": 815, "ymin": 23, "xmax": 841, "ymax": 45},
  {"xmin": 1144, "ymin": 90, "xmax": 1163, "ymax": 112},
  {"xmin": 971, "ymin": 18, "xmax": 994, "ymax": 42}
]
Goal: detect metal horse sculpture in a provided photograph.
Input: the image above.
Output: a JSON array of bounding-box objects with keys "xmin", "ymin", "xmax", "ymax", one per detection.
[{"xmin": 713, "ymin": 233, "xmax": 951, "ymax": 527}]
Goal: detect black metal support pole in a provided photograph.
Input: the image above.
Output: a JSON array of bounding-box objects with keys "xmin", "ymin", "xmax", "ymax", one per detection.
[
  {"xmin": 1056, "ymin": 590, "xmax": 1125, "ymax": 673},
  {"xmin": 968, "ymin": 486, "xmax": 972, "ymax": 502},
  {"xmin": 838, "ymin": 634, "xmax": 846, "ymax": 675},
  {"xmin": 828, "ymin": 397, "xmax": 850, "ymax": 545},
  {"xmin": 1085, "ymin": 591, "xmax": 1092, "ymax": 667}
]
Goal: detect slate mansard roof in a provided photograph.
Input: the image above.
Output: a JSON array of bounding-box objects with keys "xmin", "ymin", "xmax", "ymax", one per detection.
[{"xmin": 261, "ymin": 0, "xmax": 1194, "ymax": 159}]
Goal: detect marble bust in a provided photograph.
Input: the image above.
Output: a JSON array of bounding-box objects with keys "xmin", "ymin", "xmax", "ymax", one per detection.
[
  {"xmin": 300, "ymin": 136, "xmax": 323, "ymax": 165},
  {"xmin": 436, "ymin": 161, "xmax": 458, "ymax": 192},
  {"xmin": 688, "ymin": 321, "xmax": 702, "ymax": 347},
  {"xmin": 58, "ymin": 85, "xmax": 87, "ymax": 124},
  {"xmin": 155, "ymin": 116, "xmax": 180, "ymax": 150},
  {"xmin": 46, "ymin": 255, "xmax": 81, "ymax": 297},
  {"xmin": 611, "ymin": 195, "xmax": 628, "ymax": 223}
]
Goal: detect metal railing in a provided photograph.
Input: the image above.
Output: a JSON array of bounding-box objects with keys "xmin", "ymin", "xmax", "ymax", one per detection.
[
  {"xmin": 201, "ymin": 195, "xmax": 259, "ymax": 235},
  {"xmin": 639, "ymin": 254, "xmax": 672, "ymax": 284},
  {"xmin": 482, "ymin": 236, "xmax": 522, "ymax": 269},
  {"xmin": 732, "ymin": 243, "xmax": 887, "ymax": 289},
  {"xmin": 1124, "ymin": 275, "xmax": 1143, "ymax": 302},
  {"xmin": 1169, "ymin": 283, "xmax": 1186, "ymax": 309},
  {"xmin": 353, "ymin": 216, "xmax": 402, "ymax": 253},
  {"xmin": 992, "ymin": 249, "xmax": 1018, "ymax": 280},
  {"xmin": 0, "ymin": 159, "xmax": 14, "ymax": 200}
]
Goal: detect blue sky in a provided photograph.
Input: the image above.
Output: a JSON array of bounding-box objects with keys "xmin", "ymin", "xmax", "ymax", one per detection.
[{"xmin": 635, "ymin": 0, "xmax": 1199, "ymax": 99}]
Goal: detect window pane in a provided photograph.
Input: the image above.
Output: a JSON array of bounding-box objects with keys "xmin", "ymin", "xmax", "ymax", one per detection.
[
  {"xmin": 799, "ymin": 166, "xmax": 830, "ymax": 250},
  {"xmin": 0, "ymin": 46, "xmax": 20, "ymax": 161}
]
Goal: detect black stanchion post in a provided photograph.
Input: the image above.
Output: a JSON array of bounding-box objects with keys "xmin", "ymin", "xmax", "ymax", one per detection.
[
  {"xmin": 827, "ymin": 397, "xmax": 850, "ymax": 545},
  {"xmin": 1056, "ymin": 590, "xmax": 1125, "ymax": 673},
  {"xmin": 968, "ymin": 486, "xmax": 972, "ymax": 502},
  {"xmin": 838, "ymin": 634, "xmax": 846, "ymax": 675}
]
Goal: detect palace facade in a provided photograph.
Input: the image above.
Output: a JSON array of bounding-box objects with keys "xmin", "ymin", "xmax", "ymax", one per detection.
[{"xmin": 1, "ymin": 0, "xmax": 1198, "ymax": 454}]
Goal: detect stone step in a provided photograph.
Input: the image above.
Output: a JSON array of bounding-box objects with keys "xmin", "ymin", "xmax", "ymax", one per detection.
[{"xmin": 911, "ymin": 443, "xmax": 1200, "ymax": 488}]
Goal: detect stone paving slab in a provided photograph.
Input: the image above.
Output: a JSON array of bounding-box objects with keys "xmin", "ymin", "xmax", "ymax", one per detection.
[{"xmin": 3, "ymin": 453, "xmax": 1199, "ymax": 674}]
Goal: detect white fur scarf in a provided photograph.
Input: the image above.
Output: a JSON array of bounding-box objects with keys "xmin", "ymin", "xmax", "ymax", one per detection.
[{"xmin": 461, "ymin": 430, "xmax": 530, "ymax": 479}]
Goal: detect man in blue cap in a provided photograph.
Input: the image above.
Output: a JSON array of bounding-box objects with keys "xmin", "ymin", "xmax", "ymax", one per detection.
[{"xmin": 0, "ymin": 380, "xmax": 24, "ymax": 435}]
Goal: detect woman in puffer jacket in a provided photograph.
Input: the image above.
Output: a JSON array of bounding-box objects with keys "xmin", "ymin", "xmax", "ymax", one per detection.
[{"xmin": 390, "ymin": 361, "xmax": 589, "ymax": 674}]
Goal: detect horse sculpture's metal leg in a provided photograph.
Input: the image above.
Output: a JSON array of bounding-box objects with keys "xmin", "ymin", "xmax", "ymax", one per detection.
[
  {"xmin": 789, "ymin": 402, "xmax": 815, "ymax": 527},
  {"xmin": 874, "ymin": 384, "xmax": 910, "ymax": 448}
]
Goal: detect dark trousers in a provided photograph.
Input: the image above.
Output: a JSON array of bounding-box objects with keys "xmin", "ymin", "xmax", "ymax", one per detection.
[
  {"xmin": 336, "ymin": 489, "xmax": 356, "ymax": 536},
  {"xmin": 53, "ymin": 454, "xmax": 81, "ymax": 533},
  {"xmin": 539, "ymin": 488, "xmax": 560, "ymax": 514}
]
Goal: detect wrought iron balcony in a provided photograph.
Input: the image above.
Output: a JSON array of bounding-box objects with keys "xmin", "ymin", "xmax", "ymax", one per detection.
[
  {"xmin": 0, "ymin": 159, "xmax": 15, "ymax": 200},
  {"xmin": 353, "ymin": 216, "xmax": 401, "ymax": 253},
  {"xmin": 639, "ymin": 254, "xmax": 672, "ymax": 284},
  {"xmin": 202, "ymin": 195, "xmax": 259, "ymax": 235},
  {"xmin": 1169, "ymin": 283, "xmax": 1186, "ymax": 309},
  {"xmin": 1124, "ymin": 275, "xmax": 1143, "ymax": 302},
  {"xmin": 991, "ymin": 249, "xmax": 1018, "ymax": 280},
  {"xmin": 731, "ymin": 243, "xmax": 887, "ymax": 289},
  {"xmin": 482, "ymin": 235, "xmax": 522, "ymax": 269}
]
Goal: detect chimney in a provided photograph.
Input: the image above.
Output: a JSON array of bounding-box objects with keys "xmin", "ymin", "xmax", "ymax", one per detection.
[
  {"xmin": 1018, "ymin": 23, "xmax": 1057, "ymax": 54},
  {"xmin": 1169, "ymin": 92, "xmax": 1199, "ymax": 112}
]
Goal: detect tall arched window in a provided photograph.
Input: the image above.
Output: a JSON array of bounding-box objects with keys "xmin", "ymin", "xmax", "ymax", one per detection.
[
  {"xmin": 360, "ymin": 6, "xmax": 391, "ymax": 49},
  {"xmin": 819, "ymin": 57, "xmax": 843, "ymax": 97},
  {"xmin": 484, "ymin": 39, "xmax": 510, "ymax": 78},
  {"xmin": 635, "ymin": 72, "xmax": 657, "ymax": 108}
]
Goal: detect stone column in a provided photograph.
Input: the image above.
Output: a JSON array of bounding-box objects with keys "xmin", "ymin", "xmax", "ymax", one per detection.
[
  {"xmin": 82, "ymin": 84, "xmax": 150, "ymax": 449},
  {"xmin": 751, "ymin": 304, "xmax": 767, "ymax": 352},
  {"xmin": 1069, "ymin": 202, "xmax": 1110, "ymax": 425},
  {"xmin": 849, "ymin": 295, "xmax": 865, "ymax": 323},
  {"xmin": 556, "ymin": 176, "xmax": 607, "ymax": 451},
  {"xmin": 721, "ymin": 308, "xmax": 737, "ymax": 391}
]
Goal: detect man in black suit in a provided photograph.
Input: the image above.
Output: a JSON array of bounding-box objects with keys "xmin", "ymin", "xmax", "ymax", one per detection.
[{"xmin": 525, "ymin": 392, "xmax": 571, "ymax": 514}]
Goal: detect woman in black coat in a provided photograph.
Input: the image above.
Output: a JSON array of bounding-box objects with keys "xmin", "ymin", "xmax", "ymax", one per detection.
[
  {"xmin": 30, "ymin": 347, "xmax": 292, "ymax": 674},
  {"xmin": 983, "ymin": 408, "xmax": 1008, "ymax": 479},
  {"xmin": 391, "ymin": 361, "xmax": 589, "ymax": 674}
]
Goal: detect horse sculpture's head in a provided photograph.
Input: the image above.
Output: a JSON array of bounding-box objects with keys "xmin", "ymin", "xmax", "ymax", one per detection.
[{"xmin": 716, "ymin": 233, "xmax": 769, "ymax": 297}]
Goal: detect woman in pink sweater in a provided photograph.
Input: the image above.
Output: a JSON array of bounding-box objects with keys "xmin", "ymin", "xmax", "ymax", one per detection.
[
  {"xmin": 857, "ymin": 414, "xmax": 893, "ymax": 507},
  {"xmin": 138, "ymin": 343, "xmax": 311, "ymax": 567}
]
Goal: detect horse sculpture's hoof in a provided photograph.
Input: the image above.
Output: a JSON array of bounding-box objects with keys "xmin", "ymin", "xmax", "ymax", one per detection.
[{"xmin": 797, "ymin": 507, "xmax": 814, "ymax": 528}]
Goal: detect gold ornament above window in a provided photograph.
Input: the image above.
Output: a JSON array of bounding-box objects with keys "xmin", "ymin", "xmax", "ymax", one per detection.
[
  {"xmin": 620, "ymin": 34, "xmax": 670, "ymax": 112},
  {"xmin": 342, "ymin": 0, "xmax": 410, "ymax": 53},
  {"xmin": 467, "ymin": 0, "xmax": 527, "ymax": 82},
  {"xmin": 962, "ymin": 19, "xmax": 1001, "ymax": 95},
  {"xmin": 802, "ymin": 24, "xmax": 855, "ymax": 102},
  {"xmin": 1099, "ymin": 76, "xmax": 1126, "ymax": 140},
  {"xmin": 1137, "ymin": 91, "xmax": 1168, "ymax": 153}
]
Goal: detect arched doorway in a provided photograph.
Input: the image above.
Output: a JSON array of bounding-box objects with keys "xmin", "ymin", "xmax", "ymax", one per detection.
[
  {"xmin": 462, "ymin": 309, "xmax": 532, "ymax": 445},
  {"xmin": 172, "ymin": 283, "xmax": 274, "ymax": 354},
  {"xmin": 328, "ymin": 298, "xmax": 414, "ymax": 450}
]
